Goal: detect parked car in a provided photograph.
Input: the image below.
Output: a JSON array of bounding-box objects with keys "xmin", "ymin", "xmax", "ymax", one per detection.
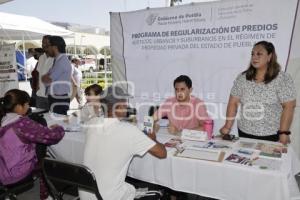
[{"xmin": 78, "ymin": 58, "xmax": 97, "ymax": 72}]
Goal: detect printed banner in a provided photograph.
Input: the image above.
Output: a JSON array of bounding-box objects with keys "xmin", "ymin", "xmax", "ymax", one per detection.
[
  {"xmin": 0, "ymin": 43, "xmax": 18, "ymax": 97},
  {"xmin": 112, "ymin": 0, "xmax": 298, "ymax": 104}
]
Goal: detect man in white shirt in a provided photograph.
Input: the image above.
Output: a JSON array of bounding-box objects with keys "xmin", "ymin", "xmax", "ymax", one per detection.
[
  {"xmin": 80, "ymin": 85, "xmax": 167, "ymax": 200},
  {"xmin": 36, "ymin": 35, "xmax": 54, "ymax": 110},
  {"xmin": 26, "ymin": 48, "xmax": 37, "ymax": 80},
  {"xmin": 70, "ymin": 58, "xmax": 83, "ymax": 107}
]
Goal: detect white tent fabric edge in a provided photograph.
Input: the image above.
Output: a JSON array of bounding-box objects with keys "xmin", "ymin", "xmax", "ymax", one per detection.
[
  {"xmin": 0, "ymin": 11, "xmax": 73, "ymax": 40},
  {"xmin": 0, "ymin": 0, "xmax": 12, "ymax": 5}
]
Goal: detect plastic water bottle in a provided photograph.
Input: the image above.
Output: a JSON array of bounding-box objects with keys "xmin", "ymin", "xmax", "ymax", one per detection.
[{"xmin": 204, "ymin": 120, "xmax": 214, "ymax": 140}]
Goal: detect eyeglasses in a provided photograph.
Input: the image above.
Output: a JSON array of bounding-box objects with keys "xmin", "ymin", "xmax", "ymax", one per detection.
[{"xmin": 42, "ymin": 45, "xmax": 50, "ymax": 49}]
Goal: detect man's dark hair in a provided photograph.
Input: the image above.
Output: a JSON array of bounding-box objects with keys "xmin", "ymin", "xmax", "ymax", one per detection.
[
  {"xmin": 28, "ymin": 48, "xmax": 35, "ymax": 54},
  {"xmin": 34, "ymin": 48, "xmax": 44, "ymax": 54},
  {"xmin": 173, "ymin": 75, "xmax": 192, "ymax": 89},
  {"xmin": 42, "ymin": 35, "xmax": 51, "ymax": 40},
  {"xmin": 48, "ymin": 36, "xmax": 66, "ymax": 53}
]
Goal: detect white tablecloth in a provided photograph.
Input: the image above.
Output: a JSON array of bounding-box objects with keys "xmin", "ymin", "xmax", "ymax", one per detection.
[
  {"xmin": 128, "ymin": 132, "xmax": 300, "ymax": 200},
  {"xmin": 45, "ymin": 113, "xmax": 300, "ymax": 200},
  {"xmin": 45, "ymin": 113, "xmax": 86, "ymax": 162}
]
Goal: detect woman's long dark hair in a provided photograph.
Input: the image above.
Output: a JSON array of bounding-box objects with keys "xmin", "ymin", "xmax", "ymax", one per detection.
[
  {"xmin": 243, "ymin": 41, "xmax": 281, "ymax": 84},
  {"xmin": 0, "ymin": 89, "xmax": 30, "ymax": 126}
]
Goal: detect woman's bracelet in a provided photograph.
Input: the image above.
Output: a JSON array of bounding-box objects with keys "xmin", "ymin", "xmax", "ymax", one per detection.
[{"xmin": 277, "ymin": 130, "xmax": 291, "ymax": 135}]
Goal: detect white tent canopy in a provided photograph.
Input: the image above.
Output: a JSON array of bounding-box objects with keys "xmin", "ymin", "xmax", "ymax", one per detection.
[
  {"xmin": 0, "ymin": 11, "xmax": 73, "ymax": 40},
  {"xmin": 0, "ymin": 0, "xmax": 12, "ymax": 5}
]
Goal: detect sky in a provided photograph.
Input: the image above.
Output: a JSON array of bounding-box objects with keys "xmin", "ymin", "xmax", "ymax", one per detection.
[{"xmin": 0, "ymin": 0, "xmax": 214, "ymax": 30}]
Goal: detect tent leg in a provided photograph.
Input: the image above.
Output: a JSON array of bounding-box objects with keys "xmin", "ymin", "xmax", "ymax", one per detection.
[
  {"xmin": 104, "ymin": 48, "xmax": 107, "ymax": 87},
  {"xmin": 74, "ymin": 35, "xmax": 77, "ymax": 56},
  {"xmin": 22, "ymin": 35, "xmax": 27, "ymax": 81}
]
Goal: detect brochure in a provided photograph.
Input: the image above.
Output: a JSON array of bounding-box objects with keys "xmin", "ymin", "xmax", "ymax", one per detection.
[
  {"xmin": 255, "ymin": 143, "xmax": 284, "ymax": 159},
  {"xmin": 252, "ymin": 157, "xmax": 282, "ymax": 170},
  {"xmin": 181, "ymin": 129, "xmax": 208, "ymax": 141},
  {"xmin": 192, "ymin": 141, "xmax": 232, "ymax": 150},
  {"xmin": 235, "ymin": 148, "xmax": 260, "ymax": 159},
  {"xmin": 237, "ymin": 141, "xmax": 257, "ymax": 149},
  {"xmin": 224, "ymin": 147, "xmax": 260, "ymax": 166},
  {"xmin": 142, "ymin": 116, "xmax": 154, "ymax": 134},
  {"xmin": 203, "ymin": 141, "xmax": 231, "ymax": 149},
  {"xmin": 224, "ymin": 153, "xmax": 252, "ymax": 166}
]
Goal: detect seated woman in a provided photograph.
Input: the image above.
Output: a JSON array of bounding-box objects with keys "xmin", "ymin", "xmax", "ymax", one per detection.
[
  {"xmin": 70, "ymin": 84, "xmax": 103, "ymax": 123},
  {"xmin": 0, "ymin": 89, "xmax": 65, "ymax": 199}
]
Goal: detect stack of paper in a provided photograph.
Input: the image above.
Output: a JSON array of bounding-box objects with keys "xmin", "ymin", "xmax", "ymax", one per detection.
[
  {"xmin": 175, "ymin": 147, "xmax": 224, "ymax": 162},
  {"xmin": 181, "ymin": 129, "xmax": 208, "ymax": 141},
  {"xmin": 158, "ymin": 119, "xmax": 169, "ymax": 127},
  {"xmin": 199, "ymin": 141, "xmax": 232, "ymax": 150}
]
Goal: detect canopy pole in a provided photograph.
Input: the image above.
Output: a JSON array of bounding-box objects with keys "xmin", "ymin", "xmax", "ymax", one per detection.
[
  {"xmin": 104, "ymin": 48, "xmax": 107, "ymax": 87},
  {"xmin": 22, "ymin": 34, "xmax": 27, "ymax": 81},
  {"xmin": 165, "ymin": 0, "xmax": 170, "ymax": 6},
  {"xmin": 0, "ymin": 25, "xmax": 3, "ymax": 45},
  {"xmin": 74, "ymin": 34, "xmax": 77, "ymax": 56}
]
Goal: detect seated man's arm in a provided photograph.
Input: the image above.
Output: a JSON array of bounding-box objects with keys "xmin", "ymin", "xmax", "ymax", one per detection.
[
  {"xmin": 191, "ymin": 121, "xmax": 205, "ymax": 131},
  {"xmin": 168, "ymin": 121, "xmax": 180, "ymax": 135},
  {"xmin": 148, "ymin": 143, "xmax": 167, "ymax": 158},
  {"xmin": 153, "ymin": 109, "xmax": 160, "ymax": 122},
  {"xmin": 155, "ymin": 108, "xmax": 180, "ymax": 135},
  {"xmin": 147, "ymin": 132, "xmax": 167, "ymax": 158},
  {"xmin": 152, "ymin": 111, "xmax": 162, "ymax": 133}
]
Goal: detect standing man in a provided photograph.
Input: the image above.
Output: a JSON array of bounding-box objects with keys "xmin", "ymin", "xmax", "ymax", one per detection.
[
  {"xmin": 26, "ymin": 48, "xmax": 37, "ymax": 81},
  {"xmin": 70, "ymin": 57, "xmax": 83, "ymax": 107},
  {"xmin": 42, "ymin": 36, "xmax": 72, "ymax": 115},
  {"xmin": 26, "ymin": 47, "xmax": 37, "ymax": 106},
  {"xmin": 35, "ymin": 35, "xmax": 54, "ymax": 110}
]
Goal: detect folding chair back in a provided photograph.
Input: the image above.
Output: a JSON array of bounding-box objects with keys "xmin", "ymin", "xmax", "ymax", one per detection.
[{"xmin": 42, "ymin": 158, "xmax": 103, "ymax": 200}]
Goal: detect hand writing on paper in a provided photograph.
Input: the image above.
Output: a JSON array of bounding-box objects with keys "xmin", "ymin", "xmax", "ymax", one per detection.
[{"xmin": 168, "ymin": 123, "xmax": 180, "ymax": 135}]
